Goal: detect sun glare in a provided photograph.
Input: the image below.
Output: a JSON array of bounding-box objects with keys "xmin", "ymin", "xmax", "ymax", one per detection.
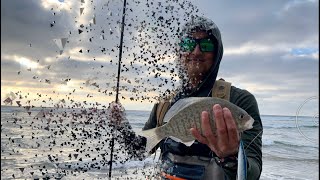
[
  {"xmin": 40, "ymin": 0, "xmax": 73, "ymax": 11},
  {"xmin": 16, "ymin": 56, "xmax": 41, "ymax": 69}
]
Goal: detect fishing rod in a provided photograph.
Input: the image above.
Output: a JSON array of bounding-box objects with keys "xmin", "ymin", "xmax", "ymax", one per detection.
[{"xmin": 109, "ymin": 0, "xmax": 127, "ymax": 179}]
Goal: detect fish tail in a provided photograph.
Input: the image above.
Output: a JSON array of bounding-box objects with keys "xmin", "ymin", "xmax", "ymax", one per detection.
[{"xmin": 140, "ymin": 128, "xmax": 162, "ymax": 154}]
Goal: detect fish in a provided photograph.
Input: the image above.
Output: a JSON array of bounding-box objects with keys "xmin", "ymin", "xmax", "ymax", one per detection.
[
  {"xmin": 140, "ymin": 97, "xmax": 254, "ymax": 154},
  {"xmin": 237, "ymin": 140, "xmax": 247, "ymax": 180}
]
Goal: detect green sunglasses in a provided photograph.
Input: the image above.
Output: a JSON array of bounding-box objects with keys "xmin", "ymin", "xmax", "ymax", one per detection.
[{"xmin": 179, "ymin": 37, "xmax": 215, "ymax": 52}]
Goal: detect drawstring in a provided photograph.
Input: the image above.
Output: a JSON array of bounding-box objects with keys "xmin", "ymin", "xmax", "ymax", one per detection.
[{"xmin": 207, "ymin": 88, "xmax": 213, "ymax": 97}]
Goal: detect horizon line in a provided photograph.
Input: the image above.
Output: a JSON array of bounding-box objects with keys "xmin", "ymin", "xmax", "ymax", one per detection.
[{"xmin": 1, "ymin": 105, "xmax": 314, "ymax": 118}]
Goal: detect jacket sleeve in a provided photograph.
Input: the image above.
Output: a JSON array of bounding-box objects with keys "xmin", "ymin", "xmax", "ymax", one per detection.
[
  {"xmin": 115, "ymin": 122, "xmax": 146, "ymax": 160},
  {"xmin": 142, "ymin": 103, "xmax": 158, "ymax": 130},
  {"xmin": 223, "ymin": 89, "xmax": 263, "ymax": 180}
]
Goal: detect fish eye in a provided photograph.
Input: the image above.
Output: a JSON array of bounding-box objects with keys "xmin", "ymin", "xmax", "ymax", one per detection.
[{"xmin": 239, "ymin": 114, "xmax": 244, "ymax": 119}]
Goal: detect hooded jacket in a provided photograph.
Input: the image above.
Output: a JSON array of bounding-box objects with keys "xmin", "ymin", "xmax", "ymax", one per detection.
[{"xmin": 119, "ymin": 16, "xmax": 263, "ymax": 180}]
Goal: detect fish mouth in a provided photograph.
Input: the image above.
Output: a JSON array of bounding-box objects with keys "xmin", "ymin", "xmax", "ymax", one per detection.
[{"xmin": 244, "ymin": 117, "xmax": 254, "ymax": 130}]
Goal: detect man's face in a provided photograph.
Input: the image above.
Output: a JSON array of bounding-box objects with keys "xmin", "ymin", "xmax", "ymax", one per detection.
[{"xmin": 180, "ymin": 31, "xmax": 215, "ymax": 83}]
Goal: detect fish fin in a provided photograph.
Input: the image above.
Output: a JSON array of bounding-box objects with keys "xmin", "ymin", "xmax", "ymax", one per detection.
[
  {"xmin": 168, "ymin": 136, "xmax": 195, "ymax": 147},
  {"xmin": 140, "ymin": 128, "xmax": 162, "ymax": 154},
  {"xmin": 183, "ymin": 140, "xmax": 195, "ymax": 146},
  {"xmin": 163, "ymin": 97, "xmax": 204, "ymax": 122},
  {"xmin": 168, "ymin": 136, "xmax": 182, "ymax": 143}
]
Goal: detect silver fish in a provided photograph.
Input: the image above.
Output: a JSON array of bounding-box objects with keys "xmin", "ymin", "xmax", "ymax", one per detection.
[
  {"xmin": 237, "ymin": 140, "xmax": 247, "ymax": 180},
  {"xmin": 140, "ymin": 97, "xmax": 254, "ymax": 154}
]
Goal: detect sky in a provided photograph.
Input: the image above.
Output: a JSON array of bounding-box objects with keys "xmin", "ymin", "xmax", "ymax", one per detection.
[{"xmin": 1, "ymin": 0, "xmax": 319, "ymax": 116}]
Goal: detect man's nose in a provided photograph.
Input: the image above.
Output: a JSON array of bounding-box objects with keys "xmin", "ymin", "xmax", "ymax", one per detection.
[{"xmin": 191, "ymin": 44, "xmax": 202, "ymax": 55}]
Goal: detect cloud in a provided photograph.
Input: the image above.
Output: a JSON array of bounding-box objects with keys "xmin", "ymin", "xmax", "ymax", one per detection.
[
  {"xmin": 1, "ymin": 0, "xmax": 318, "ymax": 115},
  {"xmin": 2, "ymin": 54, "xmax": 44, "ymax": 69},
  {"xmin": 281, "ymin": 0, "xmax": 316, "ymax": 13},
  {"xmin": 224, "ymin": 41, "xmax": 289, "ymax": 56},
  {"xmin": 224, "ymin": 42, "xmax": 319, "ymax": 62}
]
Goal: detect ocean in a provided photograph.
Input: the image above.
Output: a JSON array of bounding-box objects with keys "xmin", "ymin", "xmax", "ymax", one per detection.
[{"xmin": 1, "ymin": 106, "xmax": 319, "ymax": 180}]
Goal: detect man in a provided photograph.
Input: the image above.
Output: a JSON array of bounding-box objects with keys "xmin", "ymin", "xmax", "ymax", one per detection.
[{"xmin": 113, "ymin": 16, "xmax": 263, "ymax": 180}]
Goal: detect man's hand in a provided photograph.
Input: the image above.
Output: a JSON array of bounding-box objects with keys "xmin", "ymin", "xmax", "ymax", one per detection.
[
  {"xmin": 190, "ymin": 104, "xmax": 240, "ymax": 158},
  {"xmin": 108, "ymin": 101, "xmax": 125, "ymax": 126}
]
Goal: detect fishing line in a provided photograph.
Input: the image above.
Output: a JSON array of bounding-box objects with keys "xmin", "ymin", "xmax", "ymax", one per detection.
[{"xmin": 245, "ymin": 130, "xmax": 263, "ymax": 151}]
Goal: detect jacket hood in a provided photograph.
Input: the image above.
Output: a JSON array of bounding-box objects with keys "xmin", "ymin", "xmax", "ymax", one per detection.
[{"xmin": 173, "ymin": 16, "xmax": 224, "ymax": 102}]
